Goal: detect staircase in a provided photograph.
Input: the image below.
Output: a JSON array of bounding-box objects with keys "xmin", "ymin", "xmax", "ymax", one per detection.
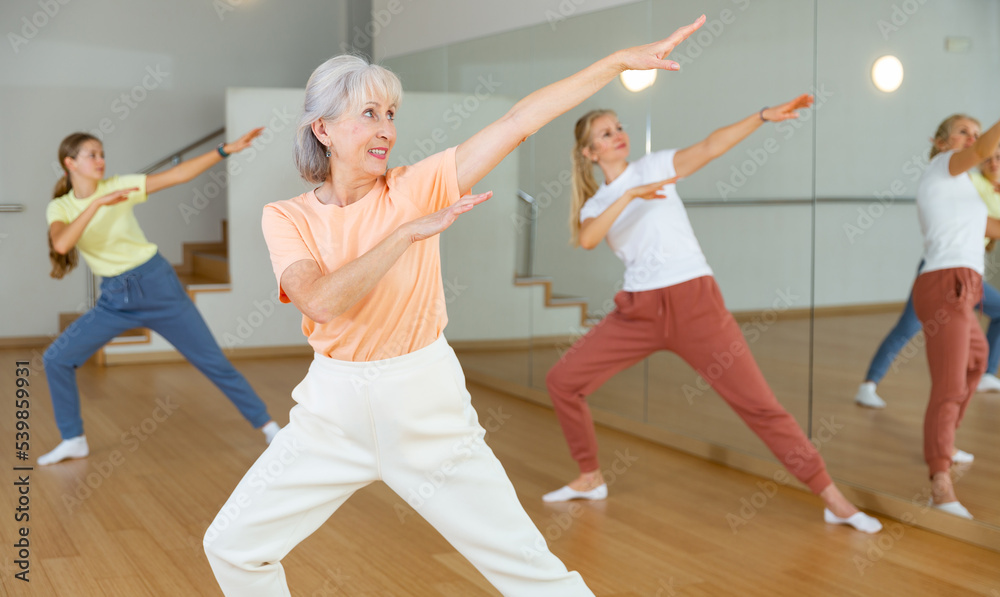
[{"xmin": 514, "ymin": 276, "xmax": 591, "ymax": 330}]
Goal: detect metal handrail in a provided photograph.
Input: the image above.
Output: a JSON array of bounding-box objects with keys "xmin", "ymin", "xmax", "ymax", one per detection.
[
  {"xmin": 139, "ymin": 127, "xmax": 225, "ymax": 174},
  {"xmin": 83, "ymin": 127, "xmax": 226, "ymax": 308},
  {"xmin": 516, "ymin": 190, "xmax": 536, "ymax": 278},
  {"xmin": 0, "ymin": 204, "xmax": 26, "ymax": 212}
]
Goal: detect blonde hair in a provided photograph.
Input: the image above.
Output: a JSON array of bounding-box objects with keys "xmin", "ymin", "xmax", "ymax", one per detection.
[
  {"xmin": 49, "ymin": 132, "xmax": 97, "ymax": 279},
  {"xmin": 568, "ymin": 109, "xmax": 616, "ymax": 247},
  {"xmin": 930, "ymin": 113, "xmax": 980, "ymax": 159},
  {"xmin": 294, "ymin": 54, "xmax": 403, "ymax": 184}
]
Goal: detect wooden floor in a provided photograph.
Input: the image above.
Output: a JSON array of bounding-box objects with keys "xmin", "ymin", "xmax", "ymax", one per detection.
[
  {"xmin": 1, "ymin": 347, "xmax": 999, "ymax": 596},
  {"xmin": 457, "ymin": 310, "xmax": 1000, "ymax": 527}
]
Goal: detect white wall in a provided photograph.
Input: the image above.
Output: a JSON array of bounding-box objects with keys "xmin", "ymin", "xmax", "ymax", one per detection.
[
  {"xmin": 0, "ymin": 0, "xmax": 349, "ymax": 339},
  {"xmin": 370, "ymin": 0, "xmax": 641, "ymax": 59}
]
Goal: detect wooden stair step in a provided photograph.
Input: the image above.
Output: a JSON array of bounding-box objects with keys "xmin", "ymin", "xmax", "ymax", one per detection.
[
  {"xmin": 191, "ymin": 250, "xmax": 230, "ymax": 284},
  {"xmin": 59, "ymin": 312, "xmax": 146, "ymax": 339}
]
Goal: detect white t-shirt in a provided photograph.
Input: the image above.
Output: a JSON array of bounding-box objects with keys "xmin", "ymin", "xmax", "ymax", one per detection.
[
  {"xmin": 916, "ymin": 150, "xmax": 987, "ymax": 275},
  {"xmin": 579, "ymin": 149, "xmax": 713, "ymax": 292}
]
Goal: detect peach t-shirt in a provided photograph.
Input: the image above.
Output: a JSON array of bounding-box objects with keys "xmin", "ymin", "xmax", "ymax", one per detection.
[{"xmin": 262, "ymin": 147, "xmax": 460, "ymax": 361}]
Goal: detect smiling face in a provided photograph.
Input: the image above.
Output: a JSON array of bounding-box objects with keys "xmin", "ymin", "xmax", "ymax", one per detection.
[
  {"xmin": 983, "ymin": 147, "xmax": 1000, "ymax": 183},
  {"xmin": 938, "ymin": 117, "xmax": 980, "ymax": 154},
  {"xmin": 583, "ymin": 114, "xmax": 630, "ymax": 166},
  {"xmin": 326, "ymin": 98, "xmax": 397, "ymax": 178},
  {"xmin": 65, "ymin": 139, "xmax": 106, "ymax": 182}
]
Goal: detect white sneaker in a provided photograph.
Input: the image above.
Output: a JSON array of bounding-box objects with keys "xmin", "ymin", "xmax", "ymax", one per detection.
[
  {"xmin": 38, "ymin": 436, "xmax": 89, "ymax": 465},
  {"xmin": 542, "ymin": 483, "xmax": 608, "ymax": 503},
  {"xmin": 976, "ymin": 373, "xmax": 1000, "ymax": 392},
  {"xmin": 854, "ymin": 382, "xmax": 886, "ymax": 409},
  {"xmin": 952, "ymin": 449, "xmax": 974, "ymax": 464},
  {"xmin": 930, "ymin": 499, "xmax": 973, "ymax": 519},
  {"xmin": 261, "ymin": 421, "xmax": 281, "ymax": 444},
  {"xmin": 823, "ymin": 508, "xmax": 883, "ymax": 534}
]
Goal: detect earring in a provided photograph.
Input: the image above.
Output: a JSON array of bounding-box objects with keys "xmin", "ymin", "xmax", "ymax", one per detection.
[{"xmin": 325, "ymin": 150, "xmax": 331, "ymax": 157}]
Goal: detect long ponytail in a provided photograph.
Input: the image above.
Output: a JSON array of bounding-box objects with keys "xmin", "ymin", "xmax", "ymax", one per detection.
[
  {"xmin": 49, "ymin": 133, "xmax": 98, "ymax": 279},
  {"xmin": 568, "ymin": 110, "xmax": 615, "ymax": 247}
]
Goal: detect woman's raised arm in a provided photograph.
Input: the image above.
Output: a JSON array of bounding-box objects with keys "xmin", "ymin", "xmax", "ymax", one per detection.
[{"xmin": 453, "ymin": 15, "xmax": 706, "ymax": 194}]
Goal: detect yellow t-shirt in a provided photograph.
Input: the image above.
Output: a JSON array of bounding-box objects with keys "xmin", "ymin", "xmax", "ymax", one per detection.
[
  {"xmin": 46, "ymin": 174, "xmax": 158, "ymax": 277},
  {"xmin": 261, "ymin": 147, "xmax": 461, "ymax": 361},
  {"xmin": 971, "ymin": 170, "xmax": 1000, "ymax": 248}
]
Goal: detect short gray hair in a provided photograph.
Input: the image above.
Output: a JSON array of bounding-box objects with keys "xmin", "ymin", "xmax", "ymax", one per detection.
[{"xmin": 294, "ymin": 54, "xmax": 403, "ymax": 183}]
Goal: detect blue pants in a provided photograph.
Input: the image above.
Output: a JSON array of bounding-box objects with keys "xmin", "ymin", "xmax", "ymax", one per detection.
[
  {"xmin": 865, "ymin": 260, "xmax": 1000, "ymax": 383},
  {"xmin": 43, "ymin": 253, "xmax": 272, "ymax": 439}
]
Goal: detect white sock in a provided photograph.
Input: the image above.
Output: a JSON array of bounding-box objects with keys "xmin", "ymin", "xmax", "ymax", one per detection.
[
  {"xmin": 261, "ymin": 421, "xmax": 281, "ymax": 444},
  {"xmin": 38, "ymin": 436, "xmax": 89, "ymax": 465},
  {"xmin": 824, "ymin": 508, "xmax": 882, "ymax": 534}
]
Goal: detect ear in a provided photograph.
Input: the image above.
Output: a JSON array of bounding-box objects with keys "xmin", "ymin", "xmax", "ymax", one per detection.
[
  {"xmin": 63, "ymin": 155, "xmax": 75, "ymax": 172},
  {"xmin": 311, "ymin": 119, "xmax": 330, "ymax": 146},
  {"xmin": 580, "ymin": 145, "xmax": 595, "ymax": 163}
]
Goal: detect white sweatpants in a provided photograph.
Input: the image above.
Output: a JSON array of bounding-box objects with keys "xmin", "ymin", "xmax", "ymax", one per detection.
[{"xmin": 203, "ymin": 336, "xmax": 593, "ymax": 596}]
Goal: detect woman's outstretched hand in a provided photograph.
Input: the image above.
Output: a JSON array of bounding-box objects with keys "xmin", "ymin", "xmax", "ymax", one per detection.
[
  {"xmin": 405, "ymin": 191, "xmax": 493, "ymax": 243},
  {"xmin": 628, "ymin": 177, "xmax": 679, "ymax": 201},
  {"xmin": 614, "ymin": 15, "xmax": 707, "ymax": 72},
  {"xmin": 94, "ymin": 187, "xmax": 140, "ymax": 207},
  {"xmin": 222, "ymin": 127, "xmax": 266, "ymax": 155},
  {"xmin": 762, "ymin": 94, "xmax": 815, "ymax": 122}
]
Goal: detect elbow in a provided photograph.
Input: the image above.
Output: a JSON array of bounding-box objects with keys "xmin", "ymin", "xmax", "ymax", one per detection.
[
  {"xmin": 578, "ymin": 238, "xmax": 598, "ymax": 250},
  {"xmin": 301, "ymin": 299, "xmax": 341, "ymax": 325},
  {"xmin": 503, "ymin": 110, "xmax": 535, "ymax": 141},
  {"xmin": 50, "ymin": 240, "xmax": 72, "ymax": 255}
]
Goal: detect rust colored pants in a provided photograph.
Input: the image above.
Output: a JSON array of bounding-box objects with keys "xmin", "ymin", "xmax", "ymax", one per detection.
[
  {"xmin": 912, "ymin": 267, "xmax": 986, "ymax": 476},
  {"xmin": 546, "ymin": 276, "xmax": 833, "ymax": 494}
]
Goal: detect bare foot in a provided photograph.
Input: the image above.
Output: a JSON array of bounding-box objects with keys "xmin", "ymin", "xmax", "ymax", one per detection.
[
  {"xmin": 819, "ymin": 484, "xmax": 859, "ymax": 519},
  {"xmin": 567, "ymin": 469, "xmax": 605, "ymax": 491},
  {"xmin": 930, "ymin": 471, "xmax": 958, "ymax": 504}
]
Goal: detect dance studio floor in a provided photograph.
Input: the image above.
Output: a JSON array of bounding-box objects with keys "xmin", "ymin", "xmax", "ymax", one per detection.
[{"xmin": 0, "ymin": 343, "xmax": 997, "ymax": 596}]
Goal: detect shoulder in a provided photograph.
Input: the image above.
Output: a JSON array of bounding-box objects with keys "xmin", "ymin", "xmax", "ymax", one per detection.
[
  {"xmin": 640, "ymin": 149, "xmax": 678, "ymax": 174},
  {"xmin": 386, "ymin": 147, "xmax": 457, "ymax": 186},
  {"xmin": 263, "ymin": 192, "xmax": 313, "ymax": 222}
]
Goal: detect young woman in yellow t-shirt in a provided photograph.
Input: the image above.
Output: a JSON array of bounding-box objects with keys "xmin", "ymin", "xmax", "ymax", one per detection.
[{"xmin": 39, "ymin": 129, "xmax": 281, "ymax": 465}]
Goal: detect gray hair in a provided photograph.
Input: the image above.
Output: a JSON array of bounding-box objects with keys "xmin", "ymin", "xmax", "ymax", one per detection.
[{"xmin": 294, "ymin": 54, "xmax": 403, "ymax": 183}]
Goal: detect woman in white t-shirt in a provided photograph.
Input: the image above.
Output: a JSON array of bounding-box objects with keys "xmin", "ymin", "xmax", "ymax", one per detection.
[
  {"xmin": 543, "ymin": 98, "xmax": 883, "ymax": 534},
  {"xmin": 913, "ymin": 114, "xmax": 1000, "ymax": 519}
]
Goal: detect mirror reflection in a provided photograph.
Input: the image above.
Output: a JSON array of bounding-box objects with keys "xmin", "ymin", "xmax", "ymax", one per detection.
[
  {"xmin": 385, "ymin": 0, "xmax": 1000, "ymax": 536},
  {"xmin": 812, "ymin": 0, "xmax": 1000, "ymax": 527}
]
